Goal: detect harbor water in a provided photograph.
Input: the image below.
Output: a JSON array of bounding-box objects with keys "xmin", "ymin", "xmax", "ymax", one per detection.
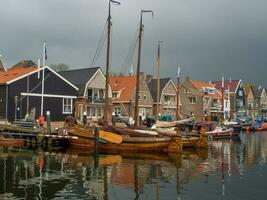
[{"xmin": 0, "ymin": 131, "xmax": 267, "ymax": 200}]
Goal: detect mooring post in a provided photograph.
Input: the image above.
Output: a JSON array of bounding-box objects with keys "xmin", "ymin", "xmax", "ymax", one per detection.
[
  {"xmin": 94, "ymin": 126, "xmax": 100, "ymax": 169},
  {"xmin": 46, "ymin": 111, "xmax": 51, "ymax": 135},
  {"xmin": 94, "ymin": 126, "xmax": 99, "ymax": 150}
]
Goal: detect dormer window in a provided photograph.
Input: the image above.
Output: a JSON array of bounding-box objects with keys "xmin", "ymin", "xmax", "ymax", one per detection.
[{"xmin": 112, "ymin": 92, "xmax": 118, "ymax": 98}]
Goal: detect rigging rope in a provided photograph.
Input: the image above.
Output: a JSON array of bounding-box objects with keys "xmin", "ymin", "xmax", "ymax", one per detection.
[{"xmin": 90, "ymin": 20, "xmax": 108, "ymax": 67}]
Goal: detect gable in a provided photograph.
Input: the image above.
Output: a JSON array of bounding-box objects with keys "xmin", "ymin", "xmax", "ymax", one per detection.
[
  {"xmin": 87, "ymin": 69, "xmax": 106, "ymax": 89},
  {"xmin": 162, "ymin": 80, "xmax": 176, "ymax": 94}
]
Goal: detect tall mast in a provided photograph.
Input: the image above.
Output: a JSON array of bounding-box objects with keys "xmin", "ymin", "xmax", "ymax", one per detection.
[
  {"xmin": 156, "ymin": 41, "xmax": 162, "ymax": 120},
  {"xmin": 134, "ymin": 10, "xmax": 153, "ymax": 126},
  {"xmin": 221, "ymin": 74, "xmax": 224, "ymax": 119},
  {"xmin": 176, "ymin": 66, "xmax": 181, "ymax": 119},
  {"xmin": 104, "ymin": 0, "xmax": 120, "ymax": 121}
]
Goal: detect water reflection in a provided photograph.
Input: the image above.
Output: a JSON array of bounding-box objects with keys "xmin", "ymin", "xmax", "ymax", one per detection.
[{"xmin": 0, "ymin": 132, "xmax": 267, "ymax": 199}]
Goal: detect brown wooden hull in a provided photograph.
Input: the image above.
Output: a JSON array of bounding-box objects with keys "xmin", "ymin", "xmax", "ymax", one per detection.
[
  {"xmin": 182, "ymin": 134, "xmax": 208, "ymax": 148},
  {"xmin": 69, "ymin": 137, "xmax": 171, "ymax": 151},
  {"xmin": 66, "ymin": 125, "xmax": 182, "ymax": 152},
  {"xmin": 0, "ymin": 138, "xmax": 25, "ymax": 146}
]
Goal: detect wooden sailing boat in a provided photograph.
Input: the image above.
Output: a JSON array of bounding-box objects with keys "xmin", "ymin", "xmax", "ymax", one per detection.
[
  {"xmin": 153, "ymin": 64, "xmax": 208, "ymax": 148},
  {"xmin": 65, "ymin": 2, "xmax": 182, "ymax": 152}
]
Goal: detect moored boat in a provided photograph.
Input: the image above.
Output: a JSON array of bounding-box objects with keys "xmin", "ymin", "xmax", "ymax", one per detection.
[
  {"xmin": 64, "ymin": 123, "xmax": 182, "ymax": 152},
  {"xmin": 155, "ymin": 117, "xmax": 194, "ymax": 128},
  {"xmin": 206, "ymin": 126, "xmax": 235, "ymax": 139}
]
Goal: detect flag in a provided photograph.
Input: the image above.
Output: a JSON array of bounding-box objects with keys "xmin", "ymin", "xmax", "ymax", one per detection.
[
  {"xmin": 110, "ymin": 0, "xmax": 120, "ymax": 5},
  {"xmin": 44, "ymin": 42, "xmax": 47, "ymax": 60}
]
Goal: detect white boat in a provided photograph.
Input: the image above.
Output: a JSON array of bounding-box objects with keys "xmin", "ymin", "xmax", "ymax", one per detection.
[{"xmin": 155, "ymin": 117, "xmax": 194, "ymax": 128}]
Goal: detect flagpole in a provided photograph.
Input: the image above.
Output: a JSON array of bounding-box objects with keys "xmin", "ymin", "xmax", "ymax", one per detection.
[{"xmin": 41, "ymin": 42, "xmax": 46, "ymax": 116}]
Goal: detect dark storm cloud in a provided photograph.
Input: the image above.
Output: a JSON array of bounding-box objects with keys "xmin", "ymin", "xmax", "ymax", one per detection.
[{"xmin": 1, "ymin": 0, "xmax": 267, "ymax": 86}]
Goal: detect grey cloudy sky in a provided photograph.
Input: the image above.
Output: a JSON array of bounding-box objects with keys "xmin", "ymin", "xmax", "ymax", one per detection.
[{"xmin": 1, "ymin": 0, "xmax": 267, "ymax": 86}]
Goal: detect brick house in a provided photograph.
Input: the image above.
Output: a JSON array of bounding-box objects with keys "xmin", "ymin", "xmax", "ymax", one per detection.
[
  {"xmin": 253, "ymin": 86, "xmax": 267, "ymax": 116},
  {"xmin": 181, "ymin": 78, "xmax": 222, "ymax": 121},
  {"xmin": 244, "ymin": 83, "xmax": 256, "ymax": 116},
  {"xmin": 147, "ymin": 76, "xmax": 177, "ymax": 118},
  {"xmin": 109, "ymin": 73, "xmax": 153, "ymax": 120}
]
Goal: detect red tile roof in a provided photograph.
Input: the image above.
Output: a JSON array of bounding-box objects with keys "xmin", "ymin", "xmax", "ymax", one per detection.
[
  {"xmin": 109, "ymin": 75, "xmax": 136, "ymax": 102},
  {"xmin": 190, "ymin": 79, "xmax": 221, "ymax": 98},
  {"xmin": 0, "ymin": 66, "xmax": 38, "ymax": 84},
  {"xmin": 210, "ymin": 80, "xmax": 240, "ymax": 93}
]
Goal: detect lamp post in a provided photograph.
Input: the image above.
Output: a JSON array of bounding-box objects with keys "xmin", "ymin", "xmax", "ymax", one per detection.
[{"xmin": 14, "ymin": 96, "xmax": 18, "ymax": 121}]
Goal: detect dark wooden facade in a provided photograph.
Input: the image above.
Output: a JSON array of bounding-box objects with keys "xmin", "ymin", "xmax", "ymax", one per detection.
[
  {"xmin": 0, "ymin": 67, "xmax": 78, "ymax": 121},
  {"xmin": 0, "ymin": 85, "xmax": 7, "ymax": 119}
]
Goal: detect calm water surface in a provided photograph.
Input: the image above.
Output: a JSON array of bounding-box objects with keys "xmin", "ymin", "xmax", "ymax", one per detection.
[{"xmin": 0, "ymin": 131, "xmax": 267, "ymax": 200}]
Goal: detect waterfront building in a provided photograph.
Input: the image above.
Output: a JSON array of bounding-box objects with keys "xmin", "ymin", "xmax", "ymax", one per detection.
[
  {"xmin": 253, "ymin": 85, "xmax": 267, "ymax": 116},
  {"xmin": 211, "ymin": 79, "xmax": 246, "ymax": 118},
  {"xmin": 244, "ymin": 83, "xmax": 257, "ymax": 116},
  {"xmin": 59, "ymin": 67, "xmax": 112, "ymax": 122},
  {"xmin": 109, "ymin": 72, "xmax": 153, "ymax": 120},
  {"xmin": 146, "ymin": 76, "xmax": 177, "ymax": 118},
  {"xmin": 180, "ymin": 77, "xmax": 222, "ymax": 121},
  {"xmin": 0, "ymin": 60, "xmax": 78, "ymax": 121}
]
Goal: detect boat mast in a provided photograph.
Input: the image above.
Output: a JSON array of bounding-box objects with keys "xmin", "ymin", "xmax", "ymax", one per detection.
[
  {"xmin": 221, "ymin": 74, "xmax": 224, "ymax": 120},
  {"xmin": 156, "ymin": 41, "xmax": 162, "ymax": 120},
  {"xmin": 134, "ymin": 10, "xmax": 153, "ymax": 126},
  {"xmin": 176, "ymin": 66, "xmax": 181, "ymax": 119},
  {"xmin": 104, "ymin": 0, "xmax": 120, "ymax": 121}
]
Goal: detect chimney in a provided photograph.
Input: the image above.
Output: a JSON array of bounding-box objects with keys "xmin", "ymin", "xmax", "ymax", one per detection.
[
  {"xmin": 185, "ymin": 76, "xmax": 191, "ymax": 81},
  {"xmin": 0, "ymin": 55, "xmax": 6, "ymax": 71},
  {"xmin": 129, "ymin": 64, "xmax": 134, "ymax": 76},
  {"xmin": 146, "ymin": 74, "xmax": 153, "ymax": 83},
  {"xmin": 139, "ymin": 72, "xmax": 145, "ymax": 79}
]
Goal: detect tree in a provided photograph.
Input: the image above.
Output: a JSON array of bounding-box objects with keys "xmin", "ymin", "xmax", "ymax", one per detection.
[{"xmin": 50, "ymin": 63, "xmax": 70, "ymax": 72}]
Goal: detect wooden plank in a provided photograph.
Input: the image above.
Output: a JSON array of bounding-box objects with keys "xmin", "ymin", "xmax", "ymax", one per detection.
[{"xmin": 99, "ymin": 130, "xmax": 123, "ymax": 144}]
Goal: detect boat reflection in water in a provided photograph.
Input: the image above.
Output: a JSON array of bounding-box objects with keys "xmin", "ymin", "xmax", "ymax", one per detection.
[
  {"xmin": 1, "ymin": 132, "xmax": 267, "ymax": 199},
  {"xmin": 0, "ymin": 146, "xmax": 208, "ymax": 200}
]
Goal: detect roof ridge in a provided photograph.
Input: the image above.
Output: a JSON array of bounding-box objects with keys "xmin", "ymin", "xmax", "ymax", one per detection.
[{"xmin": 59, "ymin": 66, "xmax": 100, "ymax": 73}]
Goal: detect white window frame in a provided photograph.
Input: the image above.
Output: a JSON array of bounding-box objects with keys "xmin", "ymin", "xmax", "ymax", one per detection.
[
  {"xmin": 114, "ymin": 106, "xmax": 121, "ymax": 115},
  {"xmin": 63, "ymin": 98, "xmax": 73, "ymax": 114},
  {"xmin": 189, "ymin": 97, "xmax": 197, "ymax": 104}
]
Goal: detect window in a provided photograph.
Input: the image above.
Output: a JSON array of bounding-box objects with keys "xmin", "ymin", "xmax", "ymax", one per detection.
[
  {"xmin": 184, "ymin": 89, "xmax": 189, "ymax": 93},
  {"xmin": 204, "ymin": 97, "xmax": 210, "ymax": 104},
  {"xmin": 93, "ymin": 89, "xmax": 98, "ymax": 100},
  {"xmin": 238, "ymin": 90, "xmax": 243, "ymax": 96},
  {"xmin": 212, "ymin": 99, "xmax": 218, "ymax": 107},
  {"xmin": 143, "ymin": 93, "xmax": 147, "ymax": 100},
  {"xmin": 114, "ymin": 107, "xmax": 121, "ymax": 115},
  {"xmin": 189, "ymin": 97, "xmax": 197, "ymax": 104},
  {"xmin": 112, "ymin": 92, "xmax": 118, "ymax": 98},
  {"xmin": 237, "ymin": 100, "xmax": 243, "ymax": 107},
  {"xmin": 88, "ymin": 89, "xmax": 93, "ymax": 102},
  {"xmin": 63, "ymin": 98, "xmax": 72, "ymax": 114},
  {"xmin": 99, "ymin": 89, "xmax": 104, "ymax": 99}
]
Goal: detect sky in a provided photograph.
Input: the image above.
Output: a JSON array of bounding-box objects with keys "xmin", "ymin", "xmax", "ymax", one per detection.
[{"xmin": 1, "ymin": 0, "xmax": 267, "ymax": 86}]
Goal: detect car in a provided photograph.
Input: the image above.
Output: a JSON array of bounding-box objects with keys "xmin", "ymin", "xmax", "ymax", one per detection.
[{"xmin": 237, "ymin": 115, "xmax": 252, "ymax": 123}]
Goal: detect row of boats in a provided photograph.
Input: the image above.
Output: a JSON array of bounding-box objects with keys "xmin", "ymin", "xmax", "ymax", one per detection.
[
  {"xmin": 2, "ymin": 115, "xmax": 266, "ymax": 151},
  {"xmin": 62, "ymin": 117, "xmax": 241, "ymax": 153}
]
